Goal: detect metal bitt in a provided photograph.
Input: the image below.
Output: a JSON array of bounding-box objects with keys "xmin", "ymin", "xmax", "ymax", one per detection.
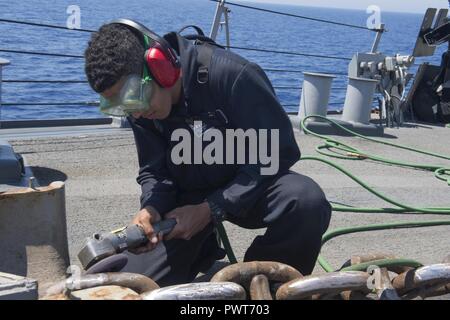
[
  {"xmin": 0, "ymin": 58, "xmax": 10, "ymax": 128},
  {"xmin": 342, "ymin": 77, "xmax": 379, "ymax": 125},
  {"xmin": 299, "ymin": 72, "xmax": 336, "ymax": 121},
  {"xmin": 210, "ymin": 0, "xmax": 231, "ymax": 46},
  {"xmin": 0, "ymin": 181, "xmax": 70, "ymax": 297},
  {"xmin": 290, "ymin": 70, "xmax": 384, "ymax": 136}
]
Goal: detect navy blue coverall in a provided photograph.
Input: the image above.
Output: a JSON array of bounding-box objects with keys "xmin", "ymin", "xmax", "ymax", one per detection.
[{"xmin": 121, "ymin": 32, "xmax": 332, "ymax": 286}]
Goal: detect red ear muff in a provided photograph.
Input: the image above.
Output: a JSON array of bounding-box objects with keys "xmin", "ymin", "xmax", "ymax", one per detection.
[
  {"xmin": 145, "ymin": 46, "xmax": 181, "ymax": 88},
  {"xmin": 109, "ymin": 19, "xmax": 181, "ymax": 87}
]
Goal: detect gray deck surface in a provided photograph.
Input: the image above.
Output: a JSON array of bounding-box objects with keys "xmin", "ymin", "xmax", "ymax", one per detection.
[{"xmin": 2, "ymin": 120, "xmax": 450, "ymax": 298}]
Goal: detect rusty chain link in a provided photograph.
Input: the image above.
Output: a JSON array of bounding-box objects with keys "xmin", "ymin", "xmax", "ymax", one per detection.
[
  {"xmin": 41, "ymin": 254, "xmax": 450, "ymax": 300},
  {"xmin": 210, "ymin": 261, "xmax": 302, "ymax": 300}
]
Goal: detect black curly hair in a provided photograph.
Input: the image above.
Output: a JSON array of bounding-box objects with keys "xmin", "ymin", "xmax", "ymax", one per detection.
[{"xmin": 85, "ymin": 23, "xmax": 145, "ymax": 93}]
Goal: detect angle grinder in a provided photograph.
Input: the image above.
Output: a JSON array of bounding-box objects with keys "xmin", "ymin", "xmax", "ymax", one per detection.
[{"xmin": 77, "ymin": 219, "xmax": 176, "ymax": 274}]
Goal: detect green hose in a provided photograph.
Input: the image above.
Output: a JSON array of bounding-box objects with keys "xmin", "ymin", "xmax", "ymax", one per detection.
[
  {"xmin": 217, "ymin": 221, "xmax": 238, "ymax": 264},
  {"xmin": 317, "ymin": 220, "xmax": 450, "ymax": 272},
  {"xmin": 218, "ymin": 115, "xmax": 450, "ymax": 271},
  {"xmin": 300, "ymin": 115, "xmax": 450, "ymax": 272},
  {"xmin": 301, "ymin": 156, "xmax": 450, "ymax": 214}
]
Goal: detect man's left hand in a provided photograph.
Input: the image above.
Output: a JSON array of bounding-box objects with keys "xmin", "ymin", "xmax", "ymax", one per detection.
[{"xmin": 164, "ymin": 202, "xmax": 212, "ymax": 241}]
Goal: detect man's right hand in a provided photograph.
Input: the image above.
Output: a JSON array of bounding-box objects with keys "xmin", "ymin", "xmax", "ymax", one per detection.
[{"xmin": 129, "ymin": 206, "xmax": 163, "ymax": 254}]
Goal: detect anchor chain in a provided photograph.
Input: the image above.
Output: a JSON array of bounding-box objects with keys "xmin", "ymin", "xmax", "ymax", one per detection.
[
  {"xmin": 41, "ymin": 254, "xmax": 450, "ymax": 300},
  {"xmin": 210, "ymin": 261, "xmax": 302, "ymax": 300}
]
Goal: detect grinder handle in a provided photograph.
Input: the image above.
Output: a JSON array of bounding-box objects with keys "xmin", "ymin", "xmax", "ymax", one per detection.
[
  {"xmin": 152, "ymin": 218, "xmax": 177, "ymax": 236},
  {"xmin": 125, "ymin": 218, "xmax": 177, "ymax": 251}
]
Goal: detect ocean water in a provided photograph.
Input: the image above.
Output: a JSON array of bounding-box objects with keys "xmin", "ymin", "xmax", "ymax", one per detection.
[{"xmin": 0, "ymin": 0, "xmax": 445, "ymax": 120}]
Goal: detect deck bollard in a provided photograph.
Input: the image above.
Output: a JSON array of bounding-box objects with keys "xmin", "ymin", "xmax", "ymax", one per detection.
[
  {"xmin": 299, "ymin": 72, "xmax": 336, "ymax": 121},
  {"xmin": 0, "ymin": 182, "xmax": 70, "ymax": 297},
  {"xmin": 342, "ymin": 76, "xmax": 379, "ymax": 125}
]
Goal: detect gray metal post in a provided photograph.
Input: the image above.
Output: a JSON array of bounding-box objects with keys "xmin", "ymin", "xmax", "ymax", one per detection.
[
  {"xmin": 210, "ymin": 0, "xmax": 230, "ymax": 46},
  {"xmin": 210, "ymin": 0, "xmax": 226, "ymax": 41},
  {"xmin": 223, "ymin": 6, "xmax": 231, "ymax": 48},
  {"xmin": 0, "ymin": 58, "xmax": 11, "ymax": 129},
  {"xmin": 342, "ymin": 76, "xmax": 379, "ymax": 125},
  {"xmin": 371, "ymin": 24, "xmax": 385, "ymax": 53},
  {"xmin": 299, "ymin": 72, "xmax": 335, "ymax": 120}
]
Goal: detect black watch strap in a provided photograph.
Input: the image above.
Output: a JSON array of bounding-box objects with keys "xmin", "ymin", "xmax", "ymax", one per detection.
[{"xmin": 207, "ymin": 199, "xmax": 227, "ymax": 225}]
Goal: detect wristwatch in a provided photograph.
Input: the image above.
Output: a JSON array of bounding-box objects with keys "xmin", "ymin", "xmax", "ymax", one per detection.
[{"xmin": 206, "ymin": 199, "xmax": 227, "ymax": 225}]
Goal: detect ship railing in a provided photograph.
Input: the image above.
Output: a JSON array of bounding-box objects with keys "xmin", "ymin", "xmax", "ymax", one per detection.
[{"xmin": 0, "ymin": 0, "xmax": 381, "ymax": 127}]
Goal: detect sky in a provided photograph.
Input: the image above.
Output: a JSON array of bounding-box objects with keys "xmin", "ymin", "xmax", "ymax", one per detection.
[{"xmin": 237, "ymin": 0, "xmax": 449, "ymax": 14}]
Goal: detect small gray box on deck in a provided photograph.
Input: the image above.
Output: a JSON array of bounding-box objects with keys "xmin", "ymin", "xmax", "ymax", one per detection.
[
  {"xmin": 0, "ymin": 272, "xmax": 38, "ymax": 300},
  {"xmin": 0, "ymin": 140, "xmax": 23, "ymax": 181}
]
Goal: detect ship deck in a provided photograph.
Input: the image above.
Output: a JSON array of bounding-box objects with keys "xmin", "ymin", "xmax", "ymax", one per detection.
[{"xmin": 2, "ymin": 119, "xmax": 450, "ymax": 295}]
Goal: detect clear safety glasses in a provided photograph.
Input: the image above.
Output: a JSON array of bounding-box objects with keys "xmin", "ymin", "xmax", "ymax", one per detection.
[{"xmin": 99, "ymin": 73, "xmax": 154, "ymax": 117}]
